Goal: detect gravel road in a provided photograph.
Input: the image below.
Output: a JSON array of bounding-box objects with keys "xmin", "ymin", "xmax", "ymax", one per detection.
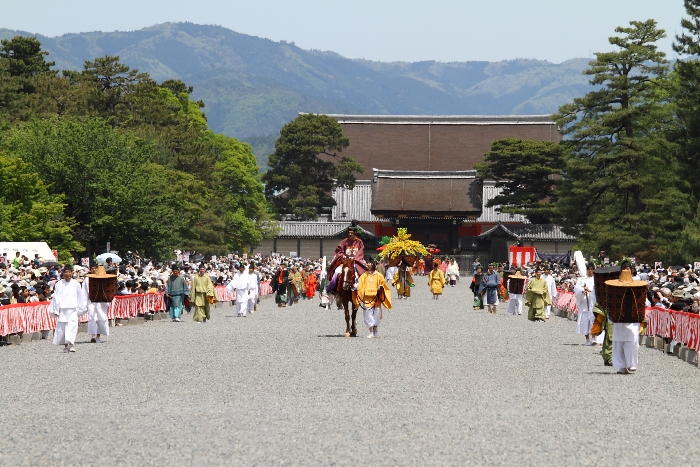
[{"xmin": 1, "ymin": 278, "xmax": 698, "ymax": 466}]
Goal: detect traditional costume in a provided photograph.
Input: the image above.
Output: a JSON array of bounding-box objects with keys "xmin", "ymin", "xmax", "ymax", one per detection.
[
  {"xmin": 304, "ymin": 271, "xmax": 317, "ymax": 298},
  {"xmin": 542, "ymin": 270, "xmax": 558, "ymax": 319},
  {"xmin": 272, "ymin": 267, "xmax": 289, "ymax": 307},
  {"xmin": 191, "ymin": 270, "xmax": 216, "ymax": 322},
  {"xmin": 327, "ymin": 228, "xmax": 367, "ymax": 281},
  {"xmin": 428, "ymin": 267, "xmax": 446, "ymax": 299},
  {"xmin": 574, "ymin": 272, "xmax": 596, "ymax": 344},
  {"xmin": 605, "ymin": 268, "xmax": 646, "ymax": 374},
  {"xmin": 229, "ymin": 267, "xmax": 250, "ymax": 317},
  {"xmin": 496, "ymin": 266, "xmax": 508, "ymax": 301},
  {"xmin": 385, "ymin": 264, "xmax": 399, "ymax": 285},
  {"xmin": 248, "ymin": 266, "xmax": 260, "ymax": 312},
  {"xmin": 525, "ymin": 273, "xmax": 550, "ymax": 322},
  {"xmin": 417, "ymin": 258, "xmax": 426, "ymax": 276},
  {"xmin": 288, "ymin": 269, "xmax": 303, "ymax": 305},
  {"xmin": 84, "ymin": 265, "xmax": 117, "ymax": 340},
  {"xmin": 51, "ymin": 270, "xmax": 88, "ymax": 352},
  {"xmin": 480, "ymin": 267, "xmax": 501, "ymax": 313},
  {"xmin": 506, "ymin": 270, "xmax": 527, "ymax": 315},
  {"xmin": 354, "ymin": 268, "xmax": 392, "ymax": 338},
  {"xmin": 470, "ymin": 269, "xmax": 484, "ymax": 309},
  {"xmin": 392, "ymin": 267, "xmax": 414, "ymax": 299},
  {"xmin": 591, "ymin": 266, "xmax": 620, "ymax": 366},
  {"xmin": 446, "ymin": 262, "xmax": 459, "ymax": 286},
  {"xmin": 165, "ymin": 266, "xmax": 189, "ymax": 322}
]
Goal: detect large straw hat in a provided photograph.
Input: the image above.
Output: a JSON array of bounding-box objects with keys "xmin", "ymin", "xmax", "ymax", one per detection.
[
  {"xmin": 511, "ymin": 270, "xmax": 525, "ymax": 279},
  {"xmin": 86, "ymin": 265, "xmax": 117, "ymax": 279},
  {"xmin": 605, "ymin": 269, "xmax": 648, "ymax": 288}
]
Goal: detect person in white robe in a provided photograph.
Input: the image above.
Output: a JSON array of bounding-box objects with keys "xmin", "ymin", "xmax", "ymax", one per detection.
[
  {"xmin": 385, "ymin": 264, "xmax": 398, "ymax": 285},
  {"xmin": 612, "ymin": 322, "xmax": 640, "ymax": 374},
  {"xmin": 83, "ymin": 264, "xmax": 111, "ymax": 343},
  {"xmin": 247, "ymin": 264, "xmax": 260, "ymax": 314},
  {"xmin": 506, "ymin": 271, "xmax": 527, "ymax": 315},
  {"xmin": 446, "ymin": 260, "xmax": 460, "ymax": 287},
  {"xmin": 227, "ymin": 264, "xmax": 250, "ymax": 317},
  {"xmin": 610, "ymin": 262, "xmax": 641, "ymax": 374},
  {"xmin": 574, "ymin": 264, "xmax": 596, "ymax": 345},
  {"xmin": 542, "ymin": 265, "xmax": 558, "ymax": 319},
  {"xmin": 51, "ymin": 265, "xmax": 88, "ymax": 353}
]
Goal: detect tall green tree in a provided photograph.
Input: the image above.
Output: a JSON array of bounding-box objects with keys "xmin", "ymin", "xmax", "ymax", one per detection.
[
  {"xmin": 474, "ymin": 138, "xmax": 563, "ymax": 223},
  {"xmin": 670, "ymin": 0, "xmax": 700, "ymax": 260},
  {"xmin": 0, "ymin": 36, "xmax": 57, "ymax": 124},
  {"xmin": 1, "ymin": 117, "xmax": 200, "ymax": 259},
  {"xmin": 553, "ymin": 20, "xmax": 688, "ymax": 261},
  {"xmin": 262, "ymin": 113, "xmax": 362, "ymax": 220},
  {"xmin": 210, "ymin": 133, "xmax": 279, "ymax": 251},
  {"xmin": 0, "ymin": 152, "xmax": 82, "ymax": 255}
]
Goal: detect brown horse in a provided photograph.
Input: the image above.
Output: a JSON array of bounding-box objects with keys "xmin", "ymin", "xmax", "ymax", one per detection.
[{"xmin": 337, "ymin": 256, "xmax": 358, "ymax": 337}]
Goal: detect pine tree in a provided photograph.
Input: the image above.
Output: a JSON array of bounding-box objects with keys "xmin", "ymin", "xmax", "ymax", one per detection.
[{"xmin": 553, "ymin": 20, "xmax": 690, "ymax": 261}]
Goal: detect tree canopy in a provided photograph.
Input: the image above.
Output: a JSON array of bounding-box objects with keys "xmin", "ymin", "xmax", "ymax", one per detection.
[
  {"xmin": 0, "ymin": 37, "xmax": 277, "ymax": 261},
  {"xmin": 475, "ymin": 138, "xmax": 563, "ymax": 224},
  {"xmin": 482, "ymin": 18, "xmax": 700, "ymax": 263},
  {"xmin": 262, "ymin": 113, "xmax": 362, "ymax": 220}
]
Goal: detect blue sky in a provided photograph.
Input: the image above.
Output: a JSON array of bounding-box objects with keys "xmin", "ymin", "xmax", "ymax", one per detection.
[{"xmin": 2, "ymin": 0, "xmax": 688, "ymax": 63}]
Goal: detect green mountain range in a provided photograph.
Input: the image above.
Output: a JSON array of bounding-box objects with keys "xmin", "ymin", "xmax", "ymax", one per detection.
[{"xmin": 0, "ymin": 22, "xmax": 592, "ymax": 168}]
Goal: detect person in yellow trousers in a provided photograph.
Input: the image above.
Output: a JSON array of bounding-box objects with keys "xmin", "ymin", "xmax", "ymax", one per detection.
[
  {"xmin": 355, "ymin": 261, "xmax": 392, "ymax": 338},
  {"xmin": 428, "ymin": 262, "xmax": 446, "ymax": 300},
  {"xmin": 191, "ymin": 264, "xmax": 217, "ymax": 323}
]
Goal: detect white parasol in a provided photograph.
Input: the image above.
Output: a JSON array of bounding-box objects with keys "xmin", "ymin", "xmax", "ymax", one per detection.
[{"xmin": 95, "ymin": 253, "xmax": 122, "ymax": 265}]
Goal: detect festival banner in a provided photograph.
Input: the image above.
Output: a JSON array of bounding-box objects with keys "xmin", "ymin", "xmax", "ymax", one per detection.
[{"xmin": 509, "ymin": 246, "xmax": 536, "ymax": 268}]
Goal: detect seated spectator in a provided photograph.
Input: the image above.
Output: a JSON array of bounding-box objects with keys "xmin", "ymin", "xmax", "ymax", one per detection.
[
  {"xmin": 27, "ymin": 287, "xmax": 39, "ymax": 303},
  {"xmin": 16, "ymin": 286, "xmax": 30, "ymax": 303}
]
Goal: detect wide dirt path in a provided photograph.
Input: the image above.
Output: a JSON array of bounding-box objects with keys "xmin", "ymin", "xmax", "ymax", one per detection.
[{"xmin": 1, "ymin": 278, "xmax": 698, "ymax": 466}]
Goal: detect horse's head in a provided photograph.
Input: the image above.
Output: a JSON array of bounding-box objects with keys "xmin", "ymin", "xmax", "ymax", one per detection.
[{"xmin": 341, "ymin": 256, "xmax": 355, "ymax": 290}]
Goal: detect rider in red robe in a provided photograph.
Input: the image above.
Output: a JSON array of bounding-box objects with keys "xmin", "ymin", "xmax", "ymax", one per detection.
[{"xmin": 327, "ymin": 226, "xmax": 368, "ymax": 281}]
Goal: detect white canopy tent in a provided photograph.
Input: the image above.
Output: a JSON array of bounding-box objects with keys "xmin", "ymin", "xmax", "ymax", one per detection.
[{"xmin": 0, "ymin": 242, "xmax": 57, "ymax": 262}]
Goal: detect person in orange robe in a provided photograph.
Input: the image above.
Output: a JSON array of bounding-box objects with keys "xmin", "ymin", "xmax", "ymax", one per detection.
[{"xmin": 304, "ymin": 267, "xmax": 318, "ymax": 299}]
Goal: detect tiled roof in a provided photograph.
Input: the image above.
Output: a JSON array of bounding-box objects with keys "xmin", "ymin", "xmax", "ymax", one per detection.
[
  {"xmin": 278, "ymin": 221, "xmax": 375, "ymax": 239},
  {"xmin": 479, "ymin": 222, "xmax": 576, "ymax": 241},
  {"xmin": 323, "ymin": 114, "xmax": 555, "ymax": 125},
  {"xmin": 278, "ymin": 222, "xmax": 352, "ymax": 238},
  {"xmin": 474, "ymin": 181, "xmax": 529, "ymax": 224},
  {"xmin": 332, "ymin": 181, "xmax": 379, "ymax": 222}
]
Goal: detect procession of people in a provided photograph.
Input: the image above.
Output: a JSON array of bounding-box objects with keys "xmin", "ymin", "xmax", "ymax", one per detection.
[{"xmin": 0, "ymin": 227, "xmax": 682, "ymax": 378}]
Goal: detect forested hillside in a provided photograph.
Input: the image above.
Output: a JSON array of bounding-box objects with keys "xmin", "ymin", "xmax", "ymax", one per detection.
[{"xmin": 0, "ymin": 23, "xmax": 591, "ymax": 167}]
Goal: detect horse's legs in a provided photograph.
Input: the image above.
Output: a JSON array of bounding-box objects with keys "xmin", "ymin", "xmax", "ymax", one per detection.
[
  {"xmin": 350, "ymin": 302, "xmax": 358, "ymax": 337},
  {"xmin": 344, "ymin": 300, "xmax": 351, "ymax": 337}
]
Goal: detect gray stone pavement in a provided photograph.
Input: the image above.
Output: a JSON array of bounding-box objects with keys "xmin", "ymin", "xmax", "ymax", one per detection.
[{"xmin": 1, "ymin": 279, "xmax": 699, "ymax": 466}]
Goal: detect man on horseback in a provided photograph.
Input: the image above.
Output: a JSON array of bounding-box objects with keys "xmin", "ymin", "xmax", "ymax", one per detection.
[{"xmin": 327, "ymin": 225, "xmax": 368, "ymax": 292}]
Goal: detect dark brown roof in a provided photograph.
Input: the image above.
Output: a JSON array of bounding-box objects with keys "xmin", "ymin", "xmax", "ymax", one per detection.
[
  {"xmin": 316, "ymin": 114, "xmax": 561, "ymax": 176},
  {"xmin": 370, "ymin": 170, "xmax": 481, "ymax": 218}
]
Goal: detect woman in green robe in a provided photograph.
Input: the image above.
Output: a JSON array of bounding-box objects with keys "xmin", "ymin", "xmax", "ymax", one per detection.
[{"xmin": 525, "ymin": 268, "xmax": 551, "ymax": 321}]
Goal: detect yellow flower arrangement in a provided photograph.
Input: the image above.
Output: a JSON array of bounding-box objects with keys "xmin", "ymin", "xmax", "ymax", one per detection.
[{"xmin": 377, "ymin": 228, "xmax": 429, "ymax": 259}]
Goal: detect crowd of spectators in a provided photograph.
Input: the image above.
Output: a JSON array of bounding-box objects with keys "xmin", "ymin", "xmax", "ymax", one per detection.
[
  {"xmin": 0, "ymin": 251, "xmax": 333, "ymax": 307},
  {"xmin": 470, "ymin": 258, "xmax": 700, "ymax": 315}
]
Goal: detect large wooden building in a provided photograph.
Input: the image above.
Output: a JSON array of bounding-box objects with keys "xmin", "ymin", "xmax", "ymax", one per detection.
[{"xmin": 254, "ymin": 114, "xmax": 576, "ymax": 261}]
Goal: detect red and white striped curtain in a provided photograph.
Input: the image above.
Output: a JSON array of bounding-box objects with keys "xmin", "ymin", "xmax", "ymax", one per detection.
[{"xmin": 509, "ymin": 246, "xmax": 536, "ymax": 268}]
